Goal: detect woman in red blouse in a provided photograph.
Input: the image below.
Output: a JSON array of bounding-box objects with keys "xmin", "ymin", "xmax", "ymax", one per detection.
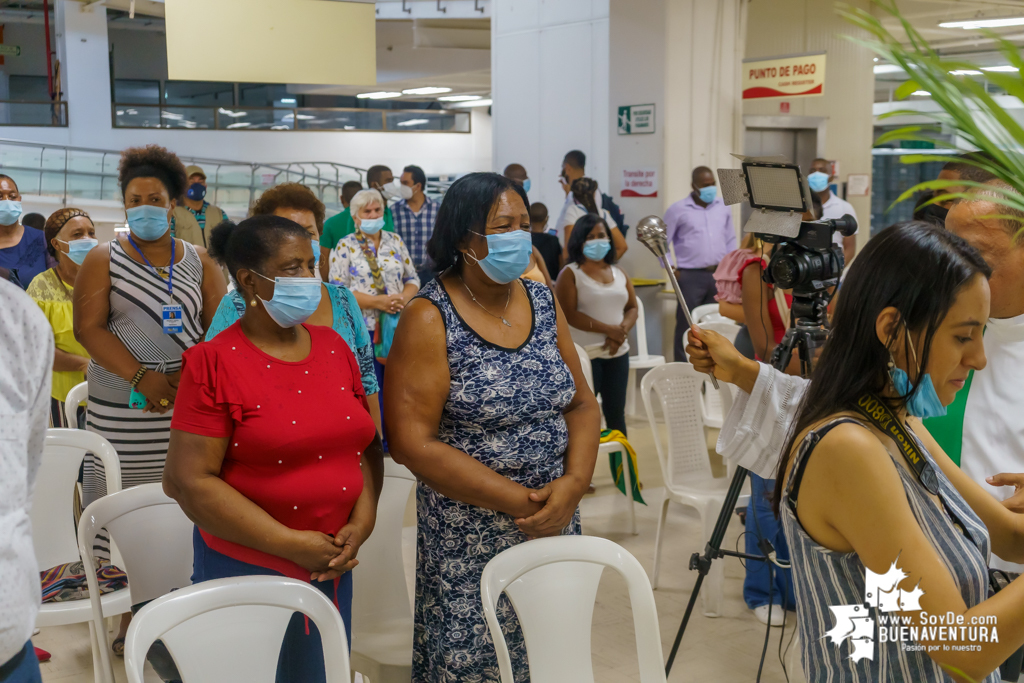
[{"xmin": 164, "ymin": 215, "xmax": 383, "ymax": 682}]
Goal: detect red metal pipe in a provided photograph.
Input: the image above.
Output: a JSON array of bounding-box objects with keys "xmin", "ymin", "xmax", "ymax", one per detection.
[{"xmin": 43, "ymin": 0, "xmax": 54, "ymax": 98}]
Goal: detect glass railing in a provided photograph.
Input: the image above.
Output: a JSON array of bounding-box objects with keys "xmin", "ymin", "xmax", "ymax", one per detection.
[
  {"xmin": 0, "ymin": 101, "xmax": 68, "ymax": 127},
  {"xmin": 113, "ymin": 104, "xmax": 470, "ymax": 133},
  {"xmin": 0, "ymin": 138, "xmax": 364, "ymax": 216}
]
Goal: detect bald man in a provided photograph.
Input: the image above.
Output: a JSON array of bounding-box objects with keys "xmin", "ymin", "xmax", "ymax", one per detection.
[
  {"xmin": 663, "ymin": 165, "xmax": 736, "ymax": 361},
  {"xmin": 502, "ymin": 163, "xmax": 530, "ymax": 194}
]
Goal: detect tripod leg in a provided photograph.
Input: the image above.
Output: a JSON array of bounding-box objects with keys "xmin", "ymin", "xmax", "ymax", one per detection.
[
  {"xmin": 652, "ymin": 497, "xmax": 670, "ymax": 589},
  {"xmin": 702, "ymin": 498, "xmax": 724, "ymax": 617}
]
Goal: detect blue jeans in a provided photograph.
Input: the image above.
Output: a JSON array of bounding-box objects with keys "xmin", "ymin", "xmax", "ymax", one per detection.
[
  {"xmin": 192, "ymin": 527, "xmax": 353, "ymax": 683},
  {"xmin": 743, "ymin": 474, "xmax": 795, "ymax": 610},
  {"xmin": 0, "ymin": 642, "xmax": 42, "ymax": 683}
]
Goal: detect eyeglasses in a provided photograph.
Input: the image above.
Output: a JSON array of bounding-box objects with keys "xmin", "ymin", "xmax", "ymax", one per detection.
[{"xmin": 473, "ymin": 226, "xmax": 530, "ymax": 236}]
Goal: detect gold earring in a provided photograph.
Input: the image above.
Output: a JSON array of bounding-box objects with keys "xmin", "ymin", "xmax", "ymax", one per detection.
[{"xmin": 250, "ymin": 299, "xmax": 257, "ymax": 306}]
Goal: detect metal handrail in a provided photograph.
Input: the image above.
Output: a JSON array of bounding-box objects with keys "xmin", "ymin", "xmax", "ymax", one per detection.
[{"xmin": 0, "ymin": 138, "xmax": 367, "ymax": 208}]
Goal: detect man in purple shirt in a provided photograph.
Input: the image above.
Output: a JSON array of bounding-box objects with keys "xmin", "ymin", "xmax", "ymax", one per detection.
[{"xmin": 663, "ymin": 166, "xmax": 737, "ymax": 361}]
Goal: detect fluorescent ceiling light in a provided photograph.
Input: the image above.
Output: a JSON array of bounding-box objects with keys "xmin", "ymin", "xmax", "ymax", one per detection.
[
  {"xmin": 939, "ymin": 16, "xmax": 1024, "ymax": 29},
  {"xmin": 873, "ymin": 64, "xmax": 904, "ymax": 74},
  {"xmin": 402, "ymin": 87, "xmax": 452, "ymax": 96},
  {"xmin": 280, "ymin": 98, "xmax": 297, "ymax": 104},
  {"xmin": 982, "ymin": 65, "xmax": 1019, "ymax": 72},
  {"xmin": 357, "ymin": 91, "xmax": 402, "ymax": 99},
  {"xmin": 911, "ymin": 90, "xmax": 931, "ymax": 96},
  {"xmin": 218, "ymin": 107, "xmax": 247, "ymax": 118},
  {"xmin": 437, "ymin": 94, "xmax": 481, "ymax": 102},
  {"xmin": 449, "ymin": 98, "xmax": 492, "ymax": 108},
  {"xmin": 396, "ymin": 118, "xmax": 431, "ymax": 126},
  {"xmin": 227, "ymin": 121, "xmax": 251, "ymax": 129},
  {"xmin": 950, "ymin": 69, "xmax": 983, "ymax": 75}
]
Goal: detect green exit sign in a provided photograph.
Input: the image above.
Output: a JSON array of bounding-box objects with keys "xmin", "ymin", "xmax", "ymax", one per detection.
[
  {"xmin": 617, "ymin": 104, "xmax": 655, "ymax": 135},
  {"xmin": 0, "ymin": 45, "xmax": 21, "ymax": 57}
]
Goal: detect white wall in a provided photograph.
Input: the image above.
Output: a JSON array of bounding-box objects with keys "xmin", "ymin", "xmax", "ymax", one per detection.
[
  {"xmin": 2, "ymin": 2, "xmax": 491, "ymax": 181},
  {"xmin": 491, "ymin": 0, "xmax": 610, "ymax": 220}
]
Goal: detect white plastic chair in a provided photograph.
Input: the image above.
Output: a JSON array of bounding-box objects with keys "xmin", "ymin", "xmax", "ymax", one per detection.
[
  {"xmin": 691, "ymin": 303, "xmax": 722, "ymax": 325},
  {"xmin": 33, "ymin": 429, "xmax": 129, "ymax": 682},
  {"xmin": 691, "ymin": 320, "xmax": 740, "ymax": 428},
  {"xmin": 640, "ymin": 364, "xmax": 730, "ymax": 616},
  {"xmin": 78, "ymin": 483, "xmax": 195, "ymax": 683},
  {"xmin": 574, "ymin": 344, "xmax": 637, "ymax": 535},
  {"xmin": 626, "ymin": 298, "xmax": 666, "ymax": 417},
  {"xmin": 124, "ymin": 576, "xmax": 351, "ymax": 683},
  {"xmin": 480, "ymin": 536, "xmax": 666, "ymax": 683},
  {"xmin": 350, "ymin": 458, "xmax": 416, "ymax": 683},
  {"xmin": 64, "ymin": 380, "xmax": 88, "ymax": 427}
]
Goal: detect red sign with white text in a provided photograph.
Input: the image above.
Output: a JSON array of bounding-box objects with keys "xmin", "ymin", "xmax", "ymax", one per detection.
[{"xmin": 743, "ymin": 53, "xmax": 826, "ymax": 100}]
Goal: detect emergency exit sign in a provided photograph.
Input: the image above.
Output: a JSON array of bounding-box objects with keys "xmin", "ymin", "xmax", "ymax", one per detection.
[
  {"xmin": 617, "ymin": 104, "xmax": 655, "ymax": 135},
  {"xmin": 0, "ymin": 45, "xmax": 21, "ymax": 57}
]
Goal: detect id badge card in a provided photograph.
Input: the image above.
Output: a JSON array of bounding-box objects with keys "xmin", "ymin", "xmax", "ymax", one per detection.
[
  {"xmin": 162, "ymin": 304, "xmax": 184, "ymax": 334},
  {"xmin": 128, "ymin": 386, "xmax": 147, "ymax": 410}
]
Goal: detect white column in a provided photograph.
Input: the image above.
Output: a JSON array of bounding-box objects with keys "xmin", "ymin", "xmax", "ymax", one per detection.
[
  {"xmin": 491, "ymin": 0, "xmax": 610, "ymax": 217},
  {"xmin": 56, "ymin": 0, "xmax": 113, "ymax": 147}
]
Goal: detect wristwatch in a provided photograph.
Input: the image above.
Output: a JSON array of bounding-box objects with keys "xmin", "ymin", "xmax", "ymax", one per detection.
[{"xmin": 130, "ymin": 366, "xmax": 148, "ymax": 388}]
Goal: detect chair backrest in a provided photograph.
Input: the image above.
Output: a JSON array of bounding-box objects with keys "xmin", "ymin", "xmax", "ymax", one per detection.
[
  {"xmin": 351, "ymin": 458, "xmax": 415, "ymax": 629},
  {"xmin": 480, "ymin": 536, "xmax": 666, "ymax": 683},
  {"xmin": 634, "ymin": 298, "xmax": 649, "ymax": 357},
  {"xmin": 699, "ymin": 320, "xmax": 740, "ymax": 344},
  {"xmin": 64, "ymin": 381, "xmax": 88, "ymax": 427},
  {"xmin": 125, "ymin": 576, "xmax": 351, "ymax": 683},
  {"xmin": 78, "ymin": 483, "xmax": 194, "ymax": 607},
  {"xmin": 33, "ymin": 429, "xmax": 121, "ymax": 571},
  {"xmin": 640, "ymin": 363, "xmax": 716, "ymax": 492},
  {"xmin": 691, "ymin": 303, "xmax": 720, "ymax": 325},
  {"xmin": 574, "ymin": 342, "xmax": 594, "ymax": 392}
]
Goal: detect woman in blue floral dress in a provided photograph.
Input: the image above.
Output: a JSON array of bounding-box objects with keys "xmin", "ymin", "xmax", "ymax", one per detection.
[{"xmin": 386, "ymin": 172, "xmax": 601, "ymax": 683}]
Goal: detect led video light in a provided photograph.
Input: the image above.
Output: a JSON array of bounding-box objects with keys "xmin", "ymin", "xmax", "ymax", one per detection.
[{"xmin": 743, "ymin": 163, "xmax": 807, "ymax": 213}]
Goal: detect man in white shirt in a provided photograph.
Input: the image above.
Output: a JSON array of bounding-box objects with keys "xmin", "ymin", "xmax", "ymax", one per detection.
[
  {"xmin": 808, "ymin": 158, "xmax": 858, "ymax": 265},
  {"xmin": 689, "ymin": 183, "xmax": 1024, "ymax": 571},
  {"xmin": 0, "ymin": 278, "xmax": 53, "ymax": 681}
]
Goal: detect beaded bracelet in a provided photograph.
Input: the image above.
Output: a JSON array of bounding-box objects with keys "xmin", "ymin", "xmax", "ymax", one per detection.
[{"xmin": 130, "ymin": 366, "xmax": 148, "ymax": 388}]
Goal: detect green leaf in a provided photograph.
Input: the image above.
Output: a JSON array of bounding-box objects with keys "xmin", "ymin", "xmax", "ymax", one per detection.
[{"xmin": 894, "ymin": 80, "xmax": 922, "ymax": 100}]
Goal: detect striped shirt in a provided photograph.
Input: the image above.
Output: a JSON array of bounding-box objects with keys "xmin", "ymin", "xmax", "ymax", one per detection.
[{"xmin": 391, "ymin": 196, "xmax": 438, "ymax": 267}]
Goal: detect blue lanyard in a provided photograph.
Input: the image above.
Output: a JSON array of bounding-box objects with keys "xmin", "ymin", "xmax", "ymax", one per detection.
[{"xmin": 127, "ymin": 233, "xmax": 174, "ymax": 296}]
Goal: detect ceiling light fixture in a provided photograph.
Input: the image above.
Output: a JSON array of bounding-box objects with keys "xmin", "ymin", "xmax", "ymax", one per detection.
[
  {"xmin": 402, "ymin": 87, "xmax": 452, "ymax": 96},
  {"xmin": 949, "ymin": 69, "xmax": 983, "ymax": 75},
  {"xmin": 227, "ymin": 121, "xmax": 252, "ymax": 129},
  {"xmin": 911, "ymin": 90, "xmax": 931, "ymax": 96},
  {"xmin": 280, "ymin": 98, "xmax": 297, "ymax": 104},
  {"xmin": 939, "ymin": 16, "xmax": 1024, "ymax": 29},
  {"xmin": 437, "ymin": 94, "xmax": 482, "ymax": 102},
  {"xmin": 448, "ymin": 98, "xmax": 492, "ymax": 108},
  {"xmin": 873, "ymin": 64, "xmax": 905, "ymax": 74},
  {"xmin": 357, "ymin": 91, "xmax": 403, "ymax": 99},
  {"xmin": 396, "ymin": 118, "xmax": 431, "ymax": 126},
  {"xmin": 982, "ymin": 65, "xmax": 1019, "ymax": 72}
]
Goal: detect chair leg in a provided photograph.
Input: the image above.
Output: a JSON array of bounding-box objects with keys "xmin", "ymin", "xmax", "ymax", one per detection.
[
  {"xmin": 626, "ymin": 368, "xmax": 637, "ymax": 416},
  {"xmin": 700, "ymin": 500, "xmax": 724, "ymax": 618},
  {"xmin": 622, "ymin": 449, "xmax": 637, "ymax": 535},
  {"xmin": 652, "ymin": 497, "xmax": 670, "ymax": 589}
]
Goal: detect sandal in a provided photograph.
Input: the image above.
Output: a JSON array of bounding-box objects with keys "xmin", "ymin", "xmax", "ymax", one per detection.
[{"xmin": 111, "ymin": 637, "xmax": 125, "ymax": 657}]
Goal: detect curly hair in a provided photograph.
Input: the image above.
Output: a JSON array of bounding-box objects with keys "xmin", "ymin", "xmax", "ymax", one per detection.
[
  {"xmin": 44, "ymin": 208, "xmax": 93, "ymax": 258},
  {"xmin": 118, "ymin": 145, "xmax": 188, "ymax": 201},
  {"xmin": 570, "ymin": 177, "xmax": 600, "ymax": 214},
  {"xmin": 250, "ymin": 183, "xmax": 326, "ymax": 233}
]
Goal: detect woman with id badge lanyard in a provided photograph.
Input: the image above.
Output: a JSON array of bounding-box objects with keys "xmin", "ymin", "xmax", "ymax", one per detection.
[{"xmin": 73, "ymin": 144, "xmax": 225, "ymax": 653}]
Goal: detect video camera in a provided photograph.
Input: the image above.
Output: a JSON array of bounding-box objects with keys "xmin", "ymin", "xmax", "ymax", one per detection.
[{"xmin": 718, "ymin": 158, "xmax": 857, "ymax": 326}]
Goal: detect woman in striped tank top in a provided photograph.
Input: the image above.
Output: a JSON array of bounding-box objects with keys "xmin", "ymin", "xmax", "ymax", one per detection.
[
  {"xmin": 74, "ymin": 145, "xmax": 225, "ymax": 650},
  {"xmin": 775, "ymin": 223, "xmax": 1024, "ymax": 683}
]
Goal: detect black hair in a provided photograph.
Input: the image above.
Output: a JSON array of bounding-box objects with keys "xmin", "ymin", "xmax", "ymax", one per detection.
[
  {"xmin": 341, "ymin": 180, "xmax": 363, "ymax": 204},
  {"xmin": 773, "ymin": 221, "xmax": 992, "ymax": 513},
  {"xmin": 566, "ymin": 213, "xmax": 614, "ymax": 266},
  {"xmin": 208, "ymin": 214, "xmax": 310, "ymax": 287},
  {"xmin": 563, "ymin": 150, "xmax": 586, "ymax": 170},
  {"xmin": 529, "ymin": 202, "xmax": 548, "ymax": 224},
  {"xmin": 367, "ymin": 165, "xmax": 392, "ymax": 187},
  {"xmin": 403, "ymin": 165, "xmax": 427, "ymax": 191},
  {"xmin": 942, "ymin": 152, "xmax": 996, "ymax": 184},
  {"xmin": 691, "ymin": 166, "xmax": 714, "ymax": 184},
  {"xmin": 23, "ymin": 213, "xmax": 45, "ymax": 231},
  {"xmin": 571, "ymin": 177, "xmax": 600, "ymax": 214},
  {"xmin": 118, "ymin": 145, "xmax": 188, "ymax": 201},
  {"xmin": 427, "ymin": 172, "xmax": 529, "ymax": 273}
]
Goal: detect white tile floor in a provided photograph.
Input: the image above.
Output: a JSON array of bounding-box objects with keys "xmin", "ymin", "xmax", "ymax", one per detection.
[{"xmin": 36, "ymin": 415, "xmax": 805, "ymax": 683}]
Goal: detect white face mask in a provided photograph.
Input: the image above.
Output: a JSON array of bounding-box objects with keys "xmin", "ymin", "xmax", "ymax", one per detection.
[{"xmin": 394, "ymin": 180, "xmax": 414, "ymax": 201}]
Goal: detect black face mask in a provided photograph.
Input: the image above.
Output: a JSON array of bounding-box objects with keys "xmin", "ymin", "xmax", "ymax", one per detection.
[{"xmin": 920, "ymin": 203, "xmax": 949, "ymax": 225}]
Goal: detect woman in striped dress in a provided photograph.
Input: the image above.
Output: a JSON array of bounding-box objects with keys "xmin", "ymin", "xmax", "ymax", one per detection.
[
  {"xmin": 775, "ymin": 223, "xmax": 1024, "ymax": 682},
  {"xmin": 75, "ymin": 146, "xmax": 225, "ymax": 540}
]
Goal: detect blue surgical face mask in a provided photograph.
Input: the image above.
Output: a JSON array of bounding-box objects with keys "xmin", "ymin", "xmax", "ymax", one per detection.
[
  {"xmin": 808, "ymin": 172, "xmax": 830, "ymax": 193},
  {"xmin": 253, "ymin": 273, "xmax": 322, "ymax": 328},
  {"xmin": 698, "ymin": 185, "xmax": 717, "ymax": 204},
  {"xmin": 522, "ymin": 178, "xmax": 532, "ymax": 194},
  {"xmin": 889, "ymin": 335, "xmax": 946, "ymax": 418},
  {"xmin": 186, "ymin": 183, "xmax": 207, "ymax": 201},
  {"xmin": 359, "ymin": 216, "xmax": 385, "ymax": 235},
  {"xmin": 0, "ymin": 200, "xmax": 22, "ymax": 226},
  {"xmin": 582, "ymin": 238, "xmax": 611, "ymax": 262},
  {"xmin": 311, "ymin": 238, "xmax": 321, "ymax": 262},
  {"xmin": 59, "ymin": 237, "xmax": 99, "ymax": 266},
  {"xmin": 126, "ymin": 204, "xmax": 170, "ymax": 241},
  {"xmin": 466, "ymin": 229, "xmax": 532, "ymax": 284}
]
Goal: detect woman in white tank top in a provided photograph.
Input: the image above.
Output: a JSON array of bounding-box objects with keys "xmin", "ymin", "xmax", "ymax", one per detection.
[{"xmin": 554, "ymin": 214, "xmax": 637, "ymax": 435}]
